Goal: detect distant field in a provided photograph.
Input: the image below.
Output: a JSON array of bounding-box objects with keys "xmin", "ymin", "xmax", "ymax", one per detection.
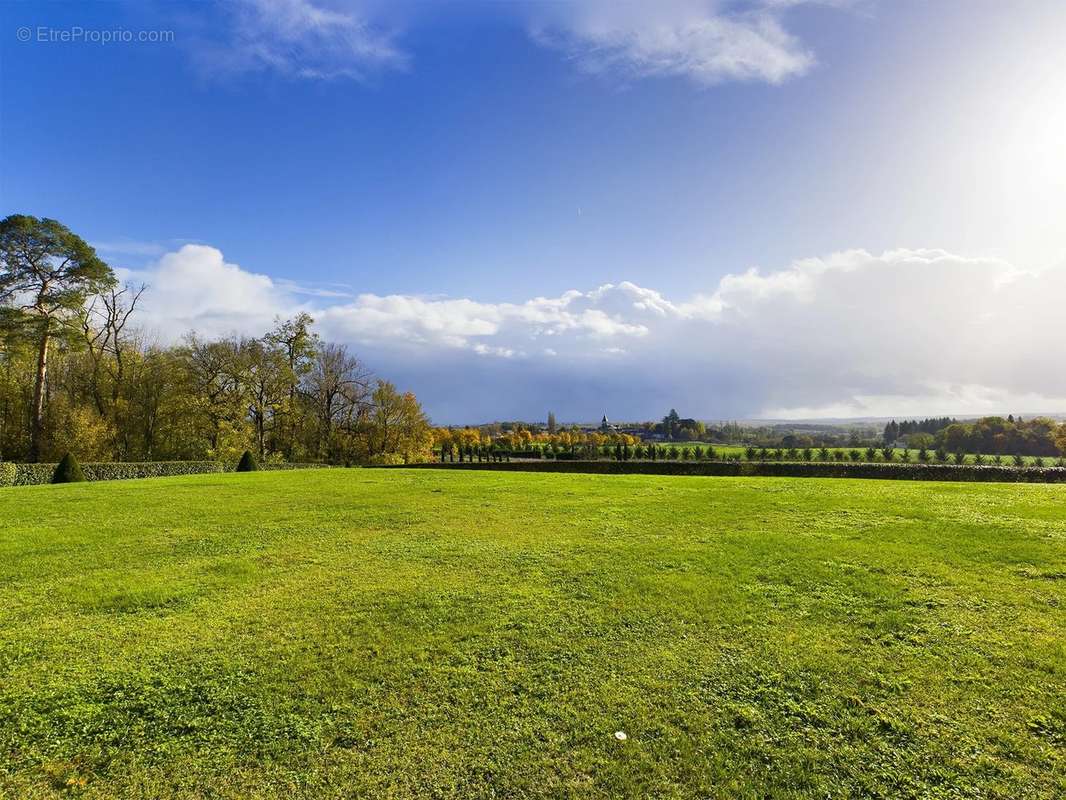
[
  {"xmin": 1, "ymin": 470, "xmax": 1063, "ymax": 798},
  {"xmin": 657, "ymin": 442, "xmax": 1054, "ymax": 464}
]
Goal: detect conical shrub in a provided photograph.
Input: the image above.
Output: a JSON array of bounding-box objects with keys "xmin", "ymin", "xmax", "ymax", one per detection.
[
  {"xmin": 235, "ymin": 450, "xmax": 259, "ymax": 472},
  {"xmin": 52, "ymin": 452, "xmax": 86, "ymax": 484}
]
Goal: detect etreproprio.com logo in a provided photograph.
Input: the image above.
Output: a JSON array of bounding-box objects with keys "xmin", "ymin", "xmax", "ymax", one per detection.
[{"xmin": 16, "ymin": 26, "xmax": 175, "ymax": 44}]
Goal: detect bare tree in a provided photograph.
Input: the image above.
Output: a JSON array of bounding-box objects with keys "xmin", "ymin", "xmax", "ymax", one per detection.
[
  {"xmin": 79, "ymin": 283, "xmax": 146, "ymax": 419},
  {"xmin": 304, "ymin": 342, "xmax": 372, "ymax": 461}
]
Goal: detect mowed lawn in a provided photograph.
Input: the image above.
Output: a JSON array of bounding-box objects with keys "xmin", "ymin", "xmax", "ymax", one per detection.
[{"xmin": 1, "ymin": 471, "xmax": 1063, "ymax": 799}]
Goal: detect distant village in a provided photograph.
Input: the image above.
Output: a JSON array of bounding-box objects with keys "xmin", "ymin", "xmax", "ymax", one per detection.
[
  {"xmin": 477, "ymin": 410, "xmax": 728, "ymax": 443},
  {"xmin": 589, "ymin": 413, "xmax": 690, "ymax": 440}
]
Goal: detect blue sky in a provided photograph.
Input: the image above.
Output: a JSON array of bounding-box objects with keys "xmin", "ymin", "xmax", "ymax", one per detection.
[{"xmin": 3, "ymin": 1, "xmax": 1066, "ymax": 423}]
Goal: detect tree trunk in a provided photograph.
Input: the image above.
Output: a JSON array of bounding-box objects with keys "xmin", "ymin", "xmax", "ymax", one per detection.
[{"xmin": 29, "ymin": 328, "xmax": 50, "ymax": 462}]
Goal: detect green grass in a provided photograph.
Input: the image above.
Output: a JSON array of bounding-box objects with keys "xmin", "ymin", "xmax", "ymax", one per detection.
[{"xmin": 1, "ymin": 470, "xmax": 1064, "ymax": 799}]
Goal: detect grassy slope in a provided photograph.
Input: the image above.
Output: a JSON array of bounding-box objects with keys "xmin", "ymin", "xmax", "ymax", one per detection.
[{"xmin": 0, "ymin": 470, "xmax": 1063, "ymax": 799}]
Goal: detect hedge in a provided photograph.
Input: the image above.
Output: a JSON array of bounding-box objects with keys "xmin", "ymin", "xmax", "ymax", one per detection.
[
  {"xmin": 254, "ymin": 462, "xmax": 333, "ymax": 472},
  {"xmin": 377, "ymin": 460, "xmax": 1066, "ymax": 484},
  {"xmin": 0, "ymin": 461, "xmax": 334, "ymax": 487},
  {"xmin": 52, "ymin": 453, "xmax": 86, "ymax": 484}
]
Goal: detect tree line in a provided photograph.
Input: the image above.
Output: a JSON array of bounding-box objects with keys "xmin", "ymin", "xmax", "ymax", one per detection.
[
  {"xmin": 937, "ymin": 416, "xmax": 1064, "ymax": 457},
  {"xmin": 439, "ymin": 440, "xmax": 1065, "ymax": 468},
  {"xmin": 455, "ymin": 412, "xmax": 1066, "ymax": 458},
  {"xmin": 0, "ymin": 215, "xmax": 432, "ymax": 464},
  {"xmin": 884, "ymin": 415, "xmax": 1065, "ymax": 456},
  {"xmin": 433, "ymin": 426, "xmax": 642, "ymax": 457}
]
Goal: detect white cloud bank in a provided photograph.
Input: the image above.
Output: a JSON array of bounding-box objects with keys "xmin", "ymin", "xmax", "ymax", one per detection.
[
  {"xmin": 192, "ymin": 0, "xmax": 406, "ymax": 81},
  {"xmin": 528, "ymin": 0, "xmax": 823, "ymax": 86},
  {"xmin": 120, "ymin": 244, "xmax": 1066, "ymax": 423},
  {"xmin": 189, "ymin": 0, "xmax": 834, "ymax": 86}
]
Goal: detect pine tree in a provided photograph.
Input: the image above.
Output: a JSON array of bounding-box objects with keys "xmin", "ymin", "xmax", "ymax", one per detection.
[{"xmin": 1, "ymin": 216, "xmax": 115, "ymax": 461}]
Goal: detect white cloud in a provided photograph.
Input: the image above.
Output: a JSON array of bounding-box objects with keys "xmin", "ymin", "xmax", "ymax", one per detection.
[
  {"xmin": 118, "ymin": 244, "xmax": 297, "ymax": 339},
  {"xmin": 123, "ymin": 243, "xmax": 1066, "ymax": 422},
  {"xmin": 193, "ymin": 0, "xmax": 406, "ymax": 81},
  {"xmin": 527, "ymin": 0, "xmax": 826, "ymax": 86},
  {"xmin": 762, "ymin": 386, "xmax": 1066, "ymax": 421},
  {"xmin": 315, "ymin": 286, "xmax": 649, "ymax": 352},
  {"xmin": 119, "ymin": 245, "xmax": 651, "ymax": 352},
  {"xmin": 181, "ymin": 0, "xmax": 842, "ymax": 87}
]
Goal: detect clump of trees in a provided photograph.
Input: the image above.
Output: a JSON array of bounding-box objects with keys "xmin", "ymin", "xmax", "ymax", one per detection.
[
  {"xmin": 433, "ymin": 424, "xmax": 644, "ymax": 462},
  {"xmin": 0, "ymin": 215, "xmax": 432, "ymax": 465},
  {"xmin": 881, "ymin": 415, "xmax": 1064, "ymax": 457},
  {"xmin": 656, "ymin": 409, "xmax": 706, "ymax": 441},
  {"xmin": 883, "ymin": 418, "xmax": 956, "ymax": 446},
  {"xmin": 936, "ymin": 416, "xmax": 1063, "ymax": 457},
  {"xmin": 0, "ymin": 215, "xmax": 115, "ymax": 461}
]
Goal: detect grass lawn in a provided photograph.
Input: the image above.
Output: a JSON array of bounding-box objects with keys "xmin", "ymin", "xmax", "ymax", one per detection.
[{"xmin": 1, "ymin": 469, "xmax": 1064, "ymax": 798}]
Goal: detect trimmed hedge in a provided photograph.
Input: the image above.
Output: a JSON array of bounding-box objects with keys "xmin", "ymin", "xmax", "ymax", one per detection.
[
  {"xmin": 6, "ymin": 463, "xmax": 55, "ymax": 486},
  {"xmin": 6, "ymin": 461, "xmax": 225, "ymax": 487},
  {"xmin": 378, "ymin": 459, "xmax": 1066, "ymax": 484},
  {"xmin": 0, "ymin": 461, "xmax": 334, "ymax": 487},
  {"xmin": 255, "ymin": 462, "xmax": 334, "ymax": 472},
  {"xmin": 52, "ymin": 453, "xmax": 86, "ymax": 484}
]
